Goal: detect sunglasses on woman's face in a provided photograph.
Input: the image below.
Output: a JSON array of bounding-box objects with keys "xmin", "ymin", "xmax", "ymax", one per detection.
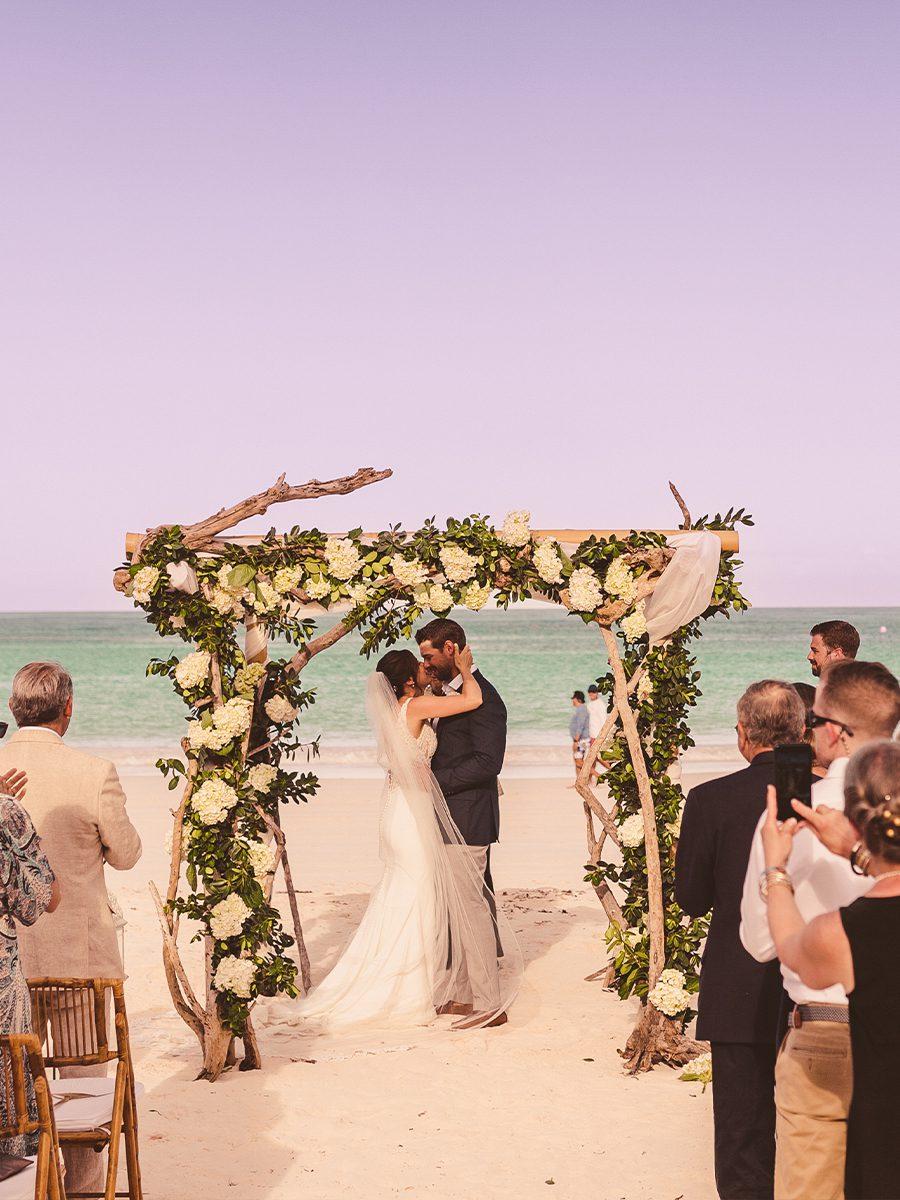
[{"xmin": 806, "ymin": 709, "xmax": 854, "ymax": 737}]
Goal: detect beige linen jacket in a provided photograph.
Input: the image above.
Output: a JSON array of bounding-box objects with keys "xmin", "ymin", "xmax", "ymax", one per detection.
[{"xmin": 0, "ymin": 727, "xmax": 142, "ymax": 979}]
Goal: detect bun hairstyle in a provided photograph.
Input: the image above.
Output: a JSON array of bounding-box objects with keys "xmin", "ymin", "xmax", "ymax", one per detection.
[
  {"xmin": 844, "ymin": 740, "xmax": 900, "ymax": 864},
  {"xmin": 376, "ymin": 649, "xmax": 420, "ymax": 700}
]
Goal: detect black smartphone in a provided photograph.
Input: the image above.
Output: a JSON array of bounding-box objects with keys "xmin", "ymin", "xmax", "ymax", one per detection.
[{"xmin": 774, "ymin": 743, "xmax": 813, "ymax": 822}]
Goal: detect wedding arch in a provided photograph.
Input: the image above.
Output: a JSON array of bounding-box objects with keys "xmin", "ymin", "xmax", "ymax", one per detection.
[{"xmin": 113, "ymin": 467, "xmax": 749, "ymax": 1080}]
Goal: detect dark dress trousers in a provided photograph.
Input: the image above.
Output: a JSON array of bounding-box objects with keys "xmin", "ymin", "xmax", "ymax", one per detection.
[
  {"xmin": 430, "ymin": 670, "xmax": 507, "ymax": 847},
  {"xmin": 675, "ymin": 751, "xmax": 786, "ymax": 1200}
]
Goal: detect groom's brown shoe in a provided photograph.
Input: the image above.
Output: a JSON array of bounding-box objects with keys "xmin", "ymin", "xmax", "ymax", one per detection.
[
  {"xmin": 451, "ymin": 1011, "xmax": 508, "ymax": 1030},
  {"xmin": 436, "ymin": 1001, "xmax": 474, "ymax": 1017}
]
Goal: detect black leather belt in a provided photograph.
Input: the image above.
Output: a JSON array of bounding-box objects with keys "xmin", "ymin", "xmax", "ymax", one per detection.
[{"xmin": 790, "ymin": 1003, "xmax": 849, "ymax": 1029}]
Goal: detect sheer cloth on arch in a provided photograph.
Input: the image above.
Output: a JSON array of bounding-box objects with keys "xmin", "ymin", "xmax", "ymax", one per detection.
[{"xmin": 363, "ymin": 671, "xmax": 522, "ymax": 1027}]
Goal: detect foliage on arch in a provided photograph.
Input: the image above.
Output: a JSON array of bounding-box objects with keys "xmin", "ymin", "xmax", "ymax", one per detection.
[{"xmin": 124, "ymin": 505, "xmax": 750, "ymax": 1036}]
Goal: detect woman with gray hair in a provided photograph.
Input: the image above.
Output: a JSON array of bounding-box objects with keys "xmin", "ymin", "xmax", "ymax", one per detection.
[{"xmin": 762, "ymin": 739, "xmax": 900, "ymax": 1199}]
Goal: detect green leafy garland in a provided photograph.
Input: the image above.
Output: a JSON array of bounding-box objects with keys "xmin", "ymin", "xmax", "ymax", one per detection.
[{"xmin": 124, "ymin": 506, "xmax": 750, "ymax": 1035}]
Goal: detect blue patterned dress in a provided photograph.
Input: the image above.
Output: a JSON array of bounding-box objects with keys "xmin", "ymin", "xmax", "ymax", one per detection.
[{"xmin": 0, "ymin": 794, "xmax": 55, "ymax": 1156}]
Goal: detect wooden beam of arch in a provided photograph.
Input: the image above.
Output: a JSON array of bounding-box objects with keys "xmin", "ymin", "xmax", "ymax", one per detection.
[{"xmin": 124, "ymin": 527, "xmax": 739, "ymax": 558}]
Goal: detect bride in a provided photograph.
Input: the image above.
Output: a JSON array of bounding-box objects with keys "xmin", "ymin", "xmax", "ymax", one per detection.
[{"xmin": 268, "ymin": 642, "xmax": 521, "ymax": 1033}]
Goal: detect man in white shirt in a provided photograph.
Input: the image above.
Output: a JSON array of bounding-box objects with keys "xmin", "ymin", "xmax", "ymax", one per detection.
[
  {"xmin": 586, "ymin": 684, "xmax": 608, "ymax": 740},
  {"xmin": 740, "ymin": 659, "xmax": 900, "ymax": 1200}
]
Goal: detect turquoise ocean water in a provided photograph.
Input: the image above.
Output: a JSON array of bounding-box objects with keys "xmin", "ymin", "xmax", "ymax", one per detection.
[{"xmin": 0, "ymin": 609, "xmax": 897, "ymax": 756}]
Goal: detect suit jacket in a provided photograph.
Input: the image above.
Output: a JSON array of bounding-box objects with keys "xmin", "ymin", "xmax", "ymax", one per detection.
[
  {"xmin": 0, "ymin": 728, "xmax": 142, "ymax": 979},
  {"xmin": 675, "ymin": 752, "xmax": 786, "ymax": 1044},
  {"xmin": 431, "ymin": 670, "xmax": 506, "ymax": 846}
]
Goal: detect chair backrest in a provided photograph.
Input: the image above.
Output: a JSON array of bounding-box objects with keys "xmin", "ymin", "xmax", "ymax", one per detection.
[{"xmin": 27, "ymin": 978, "xmax": 125, "ymax": 1070}]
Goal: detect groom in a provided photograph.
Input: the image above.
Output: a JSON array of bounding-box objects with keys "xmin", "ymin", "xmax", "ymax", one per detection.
[{"xmin": 415, "ymin": 617, "xmax": 508, "ymax": 1027}]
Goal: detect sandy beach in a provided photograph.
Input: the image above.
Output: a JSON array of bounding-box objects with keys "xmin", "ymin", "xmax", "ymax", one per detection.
[{"xmin": 108, "ymin": 757, "xmax": 731, "ymax": 1200}]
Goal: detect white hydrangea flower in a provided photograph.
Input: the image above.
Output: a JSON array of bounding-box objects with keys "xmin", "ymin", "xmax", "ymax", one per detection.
[
  {"xmin": 648, "ymin": 967, "xmax": 692, "ymax": 1017},
  {"xmin": 186, "ymin": 721, "xmax": 233, "ymax": 753},
  {"xmin": 132, "ymin": 566, "xmax": 160, "ymax": 605},
  {"xmin": 621, "ymin": 603, "xmax": 648, "ymax": 643},
  {"xmin": 305, "ymin": 576, "xmax": 331, "ymax": 600},
  {"xmin": 533, "ymin": 539, "xmax": 564, "ymax": 585},
  {"xmin": 439, "ymin": 543, "xmax": 477, "ymax": 584},
  {"xmin": 499, "ymin": 510, "xmax": 531, "ymax": 548},
  {"xmin": 246, "ymin": 839, "xmax": 277, "ymax": 881},
  {"xmin": 252, "ymin": 578, "xmax": 282, "ymax": 615},
  {"xmin": 164, "ymin": 826, "xmax": 187, "ymax": 863},
  {"xmin": 636, "ymin": 673, "xmax": 654, "ymax": 703},
  {"xmin": 191, "ymin": 778, "xmax": 240, "ymax": 825},
  {"xmin": 461, "ymin": 581, "xmax": 491, "ymax": 611},
  {"xmin": 234, "ymin": 662, "xmax": 267, "ymax": 696},
  {"xmin": 213, "ymin": 955, "xmax": 256, "ymax": 999},
  {"xmin": 273, "ymin": 565, "xmax": 304, "ymax": 595},
  {"xmin": 426, "ymin": 584, "xmax": 454, "ymax": 614},
  {"xmin": 346, "ymin": 581, "xmax": 371, "ymax": 606},
  {"xmin": 604, "ymin": 558, "xmax": 637, "ymax": 604},
  {"xmin": 680, "ymin": 1051, "xmax": 713, "ymax": 1086},
  {"xmin": 210, "ymin": 587, "xmax": 243, "ymax": 618},
  {"xmin": 324, "ymin": 536, "xmax": 362, "ymax": 581},
  {"xmin": 247, "ymin": 763, "xmax": 277, "ymax": 793},
  {"xmin": 209, "ymin": 892, "xmax": 251, "ymax": 940},
  {"xmin": 567, "ymin": 567, "xmax": 604, "ymax": 613},
  {"xmin": 174, "ymin": 651, "xmax": 211, "ymax": 692},
  {"xmin": 212, "ymin": 697, "xmax": 254, "ymax": 739},
  {"xmin": 618, "ymin": 813, "xmax": 645, "ymax": 849},
  {"xmin": 390, "ymin": 553, "xmax": 428, "ymax": 589},
  {"xmin": 265, "ymin": 695, "xmax": 298, "ymax": 724}
]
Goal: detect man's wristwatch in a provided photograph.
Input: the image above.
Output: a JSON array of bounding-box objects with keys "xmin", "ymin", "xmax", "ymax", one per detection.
[{"xmin": 850, "ymin": 841, "xmax": 872, "ymax": 877}]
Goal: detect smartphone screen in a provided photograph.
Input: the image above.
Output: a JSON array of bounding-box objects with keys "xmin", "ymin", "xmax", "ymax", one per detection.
[{"xmin": 774, "ymin": 743, "xmax": 813, "ymax": 822}]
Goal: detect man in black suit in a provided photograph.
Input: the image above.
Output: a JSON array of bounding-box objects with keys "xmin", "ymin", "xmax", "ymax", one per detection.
[
  {"xmin": 416, "ymin": 617, "xmax": 508, "ymax": 1026},
  {"xmin": 675, "ymin": 680, "xmax": 807, "ymax": 1200}
]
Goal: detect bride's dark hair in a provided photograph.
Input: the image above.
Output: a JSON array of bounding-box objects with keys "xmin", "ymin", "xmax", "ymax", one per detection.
[{"xmin": 376, "ymin": 649, "xmax": 419, "ymax": 700}]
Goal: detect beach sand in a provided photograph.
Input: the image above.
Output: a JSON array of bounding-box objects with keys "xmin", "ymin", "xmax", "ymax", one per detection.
[{"xmin": 107, "ymin": 760, "xmax": 730, "ymax": 1200}]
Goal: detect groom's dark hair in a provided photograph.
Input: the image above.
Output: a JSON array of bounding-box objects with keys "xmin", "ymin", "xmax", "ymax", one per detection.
[{"xmin": 415, "ymin": 618, "xmax": 467, "ymax": 650}]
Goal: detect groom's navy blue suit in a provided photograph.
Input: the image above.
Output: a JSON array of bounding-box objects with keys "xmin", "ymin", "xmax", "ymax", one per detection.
[{"xmin": 430, "ymin": 670, "xmax": 507, "ymax": 847}]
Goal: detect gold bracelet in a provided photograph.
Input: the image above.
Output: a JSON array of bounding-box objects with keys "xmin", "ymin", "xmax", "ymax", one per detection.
[{"xmin": 759, "ymin": 866, "xmax": 794, "ymax": 900}]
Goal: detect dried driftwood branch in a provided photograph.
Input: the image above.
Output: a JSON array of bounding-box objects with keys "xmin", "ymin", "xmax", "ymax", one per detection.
[{"xmin": 668, "ymin": 481, "xmax": 692, "ymax": 530}]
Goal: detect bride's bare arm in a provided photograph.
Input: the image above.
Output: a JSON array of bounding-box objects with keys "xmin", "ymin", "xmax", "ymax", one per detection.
[{"xmin": 407, "ymin": 644, "xmax": 482, "ymax": 721}]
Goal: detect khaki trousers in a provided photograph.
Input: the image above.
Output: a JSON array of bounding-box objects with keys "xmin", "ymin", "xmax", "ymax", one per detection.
[
  {"xmin": 446, "ymin": 845, "xmax": 501, "ymax": 1013},
  {"xmin": 774, "ymin": 1022, "xmax": 853, "ymax": 1200}
]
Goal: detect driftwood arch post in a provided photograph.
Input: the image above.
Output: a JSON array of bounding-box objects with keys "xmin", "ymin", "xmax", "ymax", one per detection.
[{"xmin": 115, "ymin": 469, "xmax": 748, "ymax": 1080}]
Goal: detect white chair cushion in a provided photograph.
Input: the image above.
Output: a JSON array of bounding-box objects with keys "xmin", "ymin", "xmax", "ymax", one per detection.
[
  {"xmin": 0, "ymin": 1160, "xmax": 36, "ymax": 1200},
  {"xmin": 48, "ymin": 1076, "xmax": 144, "ymax": 1133}
]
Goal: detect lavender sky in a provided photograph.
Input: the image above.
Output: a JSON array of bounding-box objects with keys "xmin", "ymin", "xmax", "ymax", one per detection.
[{"xmin": 2, "ymin": 2, "xmax": 897, "ymax": 611}]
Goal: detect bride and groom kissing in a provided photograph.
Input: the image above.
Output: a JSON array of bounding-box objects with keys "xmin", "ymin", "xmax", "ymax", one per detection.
[{"xmin": 269, "ymin": 618, "xmax": 522, "ymax": 1035}]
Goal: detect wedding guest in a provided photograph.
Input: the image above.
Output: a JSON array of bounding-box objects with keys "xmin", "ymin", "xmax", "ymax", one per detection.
[
  {"xmin": 760, "ymin": 739, "xmax": 900, "ymax": 1200},
  {"xmin": 0, "ymin": 787, "xmax": 59, "ymax": 1157},
  {"xmin": 586, "ymin": 684, "xmax": 608, "ymax": 740},
  {"xmin": 569, "ymin": 691, "xmax": 590, "ymax": 780},
  {"xmin": 807, "ymin": 619, "xmax": 859, "ymax": 677},
  {"xmin": 791, "ymin": 681, "xmax": 827, "ymax": 777},
  {"xmin": 741, "ymin": 659, "xmax": 900, "ymax": 1200},
  {"xmin": 0, "ymin": 662, "xmax": 142, "ymax": 1193},
  {"xmin": 676, "ymin": 680, "xmax": 806, "ymax": 1200}
]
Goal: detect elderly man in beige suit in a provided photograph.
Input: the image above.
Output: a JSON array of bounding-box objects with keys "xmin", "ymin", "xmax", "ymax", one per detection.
[{"xmin": 0, "ymin": 661, "xmax": 142, "ymax": 1193}]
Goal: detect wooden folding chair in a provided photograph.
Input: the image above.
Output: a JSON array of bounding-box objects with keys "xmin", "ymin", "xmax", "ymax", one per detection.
[
  {"xmin": 0, "ymin": 1032, "xmax": 65, "ymax": 1200},
  {"xmin": 27, "ymin": 981, "xmax": 142, "ymax": 1200}
]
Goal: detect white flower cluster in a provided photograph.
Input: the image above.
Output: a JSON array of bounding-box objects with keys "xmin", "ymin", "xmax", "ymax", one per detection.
[
  {"xmin": 246, "ymin": 838, "xmax": 276, "ymax": 881},
  {"xmin": 636, "ymin": 674, "xmax": 654, "ymax": 703},
  {"xmin": 425, "ymin": 584, "xmax": 454, "ymax": 614},
  {"xmin": 209, "ymin": 892, "xmax": 251, "ymax": 940},
  {"xmin": 346, "ymin": 581, "xmax": 371, "ymax": 607},
  {"xmin": 533, "ymin": 539, "xmax": 564, "ymax": 585},
  {"xmin": 247, "ymin": 763, "xmax": 277, "ymax": 793},
  {"xmin": 212, "ymin": 697, "xmax": 254, "ymax": 740},
  {"xmin": 211, "ymin": 565, "xmax": 247, "ymax": 619},
  {"xmin": 680, "ymin": 1051, "xmax": 713, "ymax": 1086},
  {"xmin": 213, "ymin": 955, "xmax": 256, "ymax": 999},
  {"xmin": 273, "ymin": 565, "xmax": 304, "ymax": 595},
  {"xmin": 648, "ymin": 968, "xmax": 692, "ymax": 1017},
  {"xmin": 439, "ymin": 543, "xmax": 476, "ymax": 584},
  {"xmin": 251, "ymin": 578, "xmax": 282, "ymax": 615},
  {"xmin": 618, "ymin": 813, "xmax": 645, "ymax": 848},
  {"xmin": 132, "ymin": 566, "xmax": 160, "ymax": 604},
  {"xmin": 191, "ymin": 777, "xmax": 240, "ymax": 825},
  {"xmin": 604, "ymin": 558, "xmax": 637, "ymax": 604},
  {"xmin": 324, "ymin": 537, "xmax": 362, "ymax": 581},
  {"xmin": 305, "ymin": 576, "xmax": 331, "ymax": 601},
  {"xmin": 621, "ymin": 602, "xmax": 648, "ymax": 643},
  {"xmin": 500, "ymin": 510, "xmax": 531, "ymax": 548},
  {"xmin": 265, "ymin": 695, "xmax": 298, "ymax": 724},
  {"xmin": 234, "ymin": 661, "xmax": 267, "ymax": 696},
  {"xmin": 567, "ymin": 567, "xmax": 604, "ymax": 613},
  {"xmin": 461, "ymin": 581, "xmax": 491, "ymax": 611},
  {"xmin": 174, "ymin": 651, "xmax": 211, "ymax": 692},
  {"xmin": 187, "ymin": 722, "xmax": 232, "ymax": 753},
  {"xmin": 390, "ymin": 554, "xmax": 428, "ymax": 589}
]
